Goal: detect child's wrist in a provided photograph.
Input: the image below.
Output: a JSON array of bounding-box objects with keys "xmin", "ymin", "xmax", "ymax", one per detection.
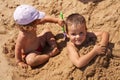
[
  {"xmin": 47, "ymin": 53, "xmax": 52, "ymax": 57},
  {"xmin": 97, "ymin": 43, "xmax": 107, "ymax": 47},
  {"xmin": 91, "ymin": 49, "xmax": 98, "ymax": 56}
]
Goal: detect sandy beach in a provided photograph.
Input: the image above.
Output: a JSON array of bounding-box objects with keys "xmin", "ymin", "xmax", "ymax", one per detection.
[{"xmin": 0, "ymin": 0, "xmax": 120, "ymax": 80}]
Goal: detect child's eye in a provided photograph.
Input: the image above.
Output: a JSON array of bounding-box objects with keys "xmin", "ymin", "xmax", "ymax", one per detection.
[
  {"xmin": 79, "ymin": 32, "xmax": 84, "ymax": 36},
  {"xmin": 71, "ymin": 33, "xmax": 76, "ymax": 36}
]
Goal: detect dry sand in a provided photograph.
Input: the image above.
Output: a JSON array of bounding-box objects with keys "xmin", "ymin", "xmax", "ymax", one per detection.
[{"xmin": 0, "ymin": 0, "xmax": 120, "ymax": 80}]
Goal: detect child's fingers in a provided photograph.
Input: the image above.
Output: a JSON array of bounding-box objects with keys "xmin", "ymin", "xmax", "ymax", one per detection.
[
  {"xmin": 100, "ymin": 51, "xmax": 105, "ymax": 54},
  {"xmin": 58, "ymin": 19, "xmax": 64, "ymax": 26},
  {"xmin": 50, "ymin": 47, "xmax": 59, "ymax": 57},
  {"xmin": 101, "ymin": 46, "xmax": 107, "ymax": 53},
  {"xmin": 23, "ymin": 64, "xmax": 28, "ymax": 69},
  {"xmin": 99, "ymin": 46, "xmax": 108, "ymax": 55},
  {"xmin": 18, "ymin": 62, "xmax": 28, "ymax": 69}
]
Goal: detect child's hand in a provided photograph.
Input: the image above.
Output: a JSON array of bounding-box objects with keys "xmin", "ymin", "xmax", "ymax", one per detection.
[
  {"xmin": 93, "ymin": 44, "xmax": 107, "ymax": 55},
  {"xmin": 58, "ymin": 19, "xmax": 65, "ymax": 27},
  {"xmin": 18, "ymin": 61, "xmax": 28, "ymax": 69},
  {"xmin": 49, "ymin": 47, "xmax": 59, "ymax": 57}
]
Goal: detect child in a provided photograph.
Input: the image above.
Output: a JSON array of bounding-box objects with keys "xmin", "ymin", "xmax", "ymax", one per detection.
[
  {"xmin": 13, "ymin": 4, "xmax": 63, "ymax": 68},
  {"xmin": 65, "ymin": 13, "xmax": 109, "ymax": 68}
]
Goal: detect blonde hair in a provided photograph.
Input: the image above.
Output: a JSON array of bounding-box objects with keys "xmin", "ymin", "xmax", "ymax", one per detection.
[
  {"xmin": 15, "ymin": 21, "xmax": 36, "ymax": 31},
  {"xmin": 65, "ymin": 13, "xmax": 87, "ymax": 33}
]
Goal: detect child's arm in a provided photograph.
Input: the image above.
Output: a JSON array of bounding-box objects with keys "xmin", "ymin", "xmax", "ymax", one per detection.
[
  {"xmin": 67, "ymin": 43, "xmax": 98, "ymax": 68},
  {"xmin": 38, "ymin": 16, "xmax": 63, "ymax": 26},
  {"xmin": 94, "ymin": 31, "xmax": 109, "ymax": 46},
  {"xmin": 15, "ymin": 36, "xmax": 28, "ymax": 68},
  {"xmin": 67, "ymin": 42, "xmax": 107, "ymax": 68}
]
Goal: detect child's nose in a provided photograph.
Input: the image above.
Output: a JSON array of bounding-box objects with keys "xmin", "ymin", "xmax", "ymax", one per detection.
[{"xmin": 76, "ymin": 34, "xmax": 81, "ymax": 38}]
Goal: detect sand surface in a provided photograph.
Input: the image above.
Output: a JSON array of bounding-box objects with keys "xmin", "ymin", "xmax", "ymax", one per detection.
[{"xmin": 0, "ymin": 0, "xmax": 120, "ymax": 80}]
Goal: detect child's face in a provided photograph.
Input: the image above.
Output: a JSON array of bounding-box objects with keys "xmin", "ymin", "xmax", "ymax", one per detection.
[{"xmin": 67, "ymin": 24, "xmax": 87, "ymax": 46}]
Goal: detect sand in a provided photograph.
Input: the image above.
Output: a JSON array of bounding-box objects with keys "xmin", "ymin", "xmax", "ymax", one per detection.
[{"xmin": 0, "ymin": 0, "xmax": 120, "ymax": 80}]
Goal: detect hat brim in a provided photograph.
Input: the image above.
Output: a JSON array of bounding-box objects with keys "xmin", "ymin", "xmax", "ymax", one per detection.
[{"xmin": 38, "ymin": 11, "xmax": 45, "ymax": 19}]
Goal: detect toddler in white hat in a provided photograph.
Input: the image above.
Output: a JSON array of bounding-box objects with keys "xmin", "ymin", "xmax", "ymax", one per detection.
[
  {"xmin": 13, "ymin": 4, "xmax": 45, "ymax": 25},
  {"xmin": 13, "ymin": 4, "xmax": 63, "ymax": 68}
]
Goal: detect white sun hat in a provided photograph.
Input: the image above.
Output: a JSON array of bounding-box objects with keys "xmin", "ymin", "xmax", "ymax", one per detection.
[{"xmin": 13, "ymin": 4, "xmax": 45, "ymax": 25}]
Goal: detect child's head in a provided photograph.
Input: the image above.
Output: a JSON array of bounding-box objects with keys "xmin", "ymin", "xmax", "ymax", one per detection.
[
  {"xmin": 13, "ymin": 4, "xmax": 45, "ymax": 31},
  {"xmin": 15, "ymin": 22, "xmax": 37, "ymax": 31},
  {"xmin": 66, "ymin": 13, "xmax": 87, "ymax": 45}
]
